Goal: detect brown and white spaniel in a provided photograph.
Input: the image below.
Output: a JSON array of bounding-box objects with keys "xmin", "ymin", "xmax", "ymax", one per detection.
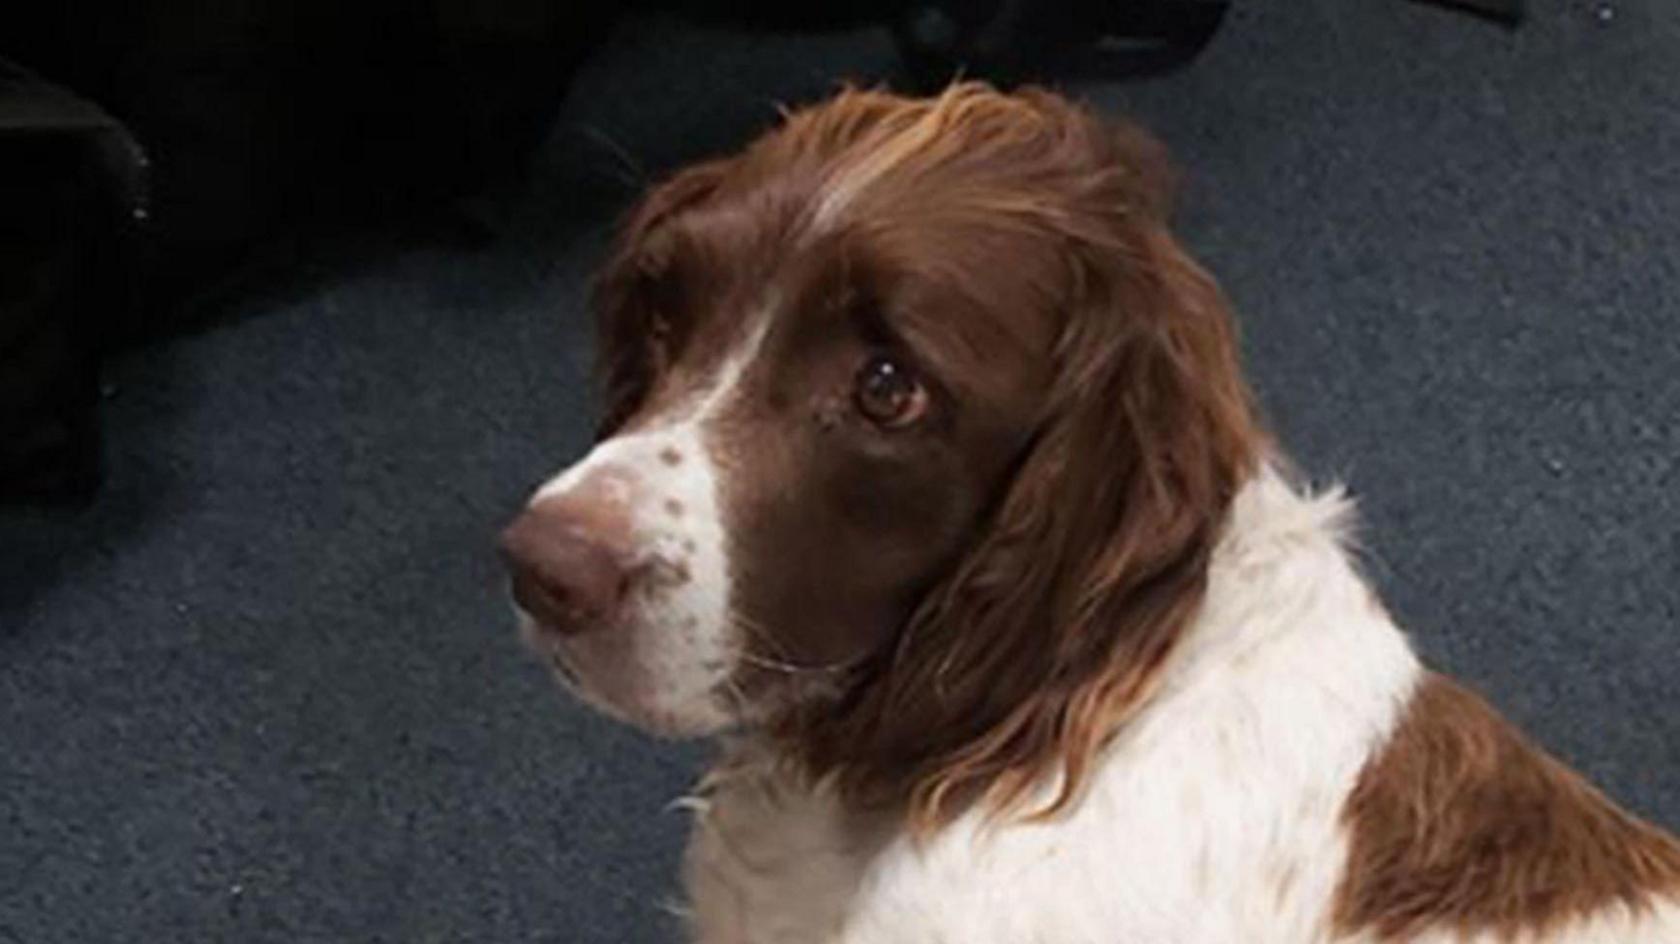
[{"xmin": 499, "ymin": 83, "xmax": 1680, "ymax": 943}]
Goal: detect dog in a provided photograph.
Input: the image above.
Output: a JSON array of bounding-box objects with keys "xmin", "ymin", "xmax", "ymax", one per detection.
[{"xmin": 499, "ymin": 83, "xmax": 1680, "ymax": 943}]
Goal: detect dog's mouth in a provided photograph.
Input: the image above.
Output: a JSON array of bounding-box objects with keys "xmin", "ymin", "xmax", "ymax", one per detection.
[
  {"xmin": 512, "ymin": 608, "xmax": 586, "ymax": 682},
  {"xmin": 514, "ymin": 598, "xmax": 739, "ymax": 736}
]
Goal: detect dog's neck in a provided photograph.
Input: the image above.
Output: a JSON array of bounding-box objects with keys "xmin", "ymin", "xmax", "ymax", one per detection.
[{"xmin": 1159, "ymin": 463, "xmax": 1419, "ymax": 710}]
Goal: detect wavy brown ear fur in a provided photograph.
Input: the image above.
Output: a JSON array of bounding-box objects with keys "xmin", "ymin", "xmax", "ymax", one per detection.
[{"xmin": 782, "ymin": 94, "xmax": 1264, "ymax": 831}]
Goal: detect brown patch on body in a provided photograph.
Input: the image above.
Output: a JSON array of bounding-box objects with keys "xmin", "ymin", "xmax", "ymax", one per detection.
[
  {"xmin": 659, "ymin": 447, "xmax": 683, "ymax": 466},
  {"xmin": 664, "ymin": 498, "xmax": 685, "ymax": 517},
  {"xmin": 1334, "ymin": 673, "xmax": 1680, "ymax": 941}
]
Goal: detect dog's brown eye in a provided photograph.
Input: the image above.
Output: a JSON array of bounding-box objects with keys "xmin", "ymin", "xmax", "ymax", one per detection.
[{"xmin": 853, "ymin": 356, "xmax": 928, "ymax": 428}]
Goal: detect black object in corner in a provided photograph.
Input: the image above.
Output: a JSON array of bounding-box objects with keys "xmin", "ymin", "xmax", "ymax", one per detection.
[{"xmin": 0, "ymin": 60, "xmax": 146, "ymax": 504}]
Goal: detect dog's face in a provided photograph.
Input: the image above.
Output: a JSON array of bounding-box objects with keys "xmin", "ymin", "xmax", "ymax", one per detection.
[
  {"xmin": 502, "ymin": 85, "xmax": 1259, "ymax": 821},
  {"xmin": 502, "ymin": 115, "xmax": 1059, "ymax": 735}
]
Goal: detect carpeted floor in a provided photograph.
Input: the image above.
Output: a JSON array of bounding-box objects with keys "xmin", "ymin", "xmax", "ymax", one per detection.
[{"xmin": 3, "ymin": 2, "xmax": 1678, "ymax": 941}]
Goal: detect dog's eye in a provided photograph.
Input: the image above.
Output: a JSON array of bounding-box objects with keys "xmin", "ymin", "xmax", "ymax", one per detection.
[{"xmin": 853, "ymin": 356, "xmax": 928, "ymax": 428}]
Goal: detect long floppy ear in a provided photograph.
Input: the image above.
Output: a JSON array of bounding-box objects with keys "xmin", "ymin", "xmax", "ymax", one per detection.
[
  {"xmin": 589, "ymin": 159, "xmax": 732, "ymax": 437},
  {"xmin": 787, "ymin": 120, "xmax": 1264, "ymax": 830}
]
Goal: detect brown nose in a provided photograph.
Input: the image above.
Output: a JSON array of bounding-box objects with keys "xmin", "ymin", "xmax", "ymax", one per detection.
[{"xmin": 498, "ymin": 496, "xmax": 631, "ymax": 635}]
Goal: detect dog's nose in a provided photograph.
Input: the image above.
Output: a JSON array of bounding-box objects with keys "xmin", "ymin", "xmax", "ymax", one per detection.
[{"xmin": 498, "ymin": 496, "xmax": 631, "ymax": 635}]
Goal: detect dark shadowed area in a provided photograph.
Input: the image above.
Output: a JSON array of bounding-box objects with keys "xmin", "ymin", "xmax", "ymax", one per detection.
[{"xmin": 2, "ymin": 2, "xmax": 1677, "ymax": 940}]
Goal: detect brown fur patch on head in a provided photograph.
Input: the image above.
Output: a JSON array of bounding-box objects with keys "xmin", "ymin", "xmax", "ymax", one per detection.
[
  {"xmin": 1334, "ymin": 673, "xmax": 1680, "ymax": 940},
  {"xmin": 764, "ymin": 84, "xmax": 1264, "ymax": 831},
  {"xmin": 590, "ymin": 157, "xmax": 736, "ymax": 439}
]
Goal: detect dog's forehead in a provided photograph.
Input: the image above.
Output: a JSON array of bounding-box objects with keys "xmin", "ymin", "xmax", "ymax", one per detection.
[{"xmin": 645, "ymin": 225, "xmax": 1051, "ymax": 434}]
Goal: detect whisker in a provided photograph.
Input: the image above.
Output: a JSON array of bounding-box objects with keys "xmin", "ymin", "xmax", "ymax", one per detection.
[
  {"xmin": 734, "ymin": 649, "xmax": 860, "ymax": 676},
  {"xmin": 717, "ymin": 675, "xmax": 763, "ymax": 724},
  {"xmin": 728, "ymin": 612, "xmax": 800, "ymax": 663},
  {"xmin": 724, "ymin": 610, "xmax": 879, "ymax": 679}
]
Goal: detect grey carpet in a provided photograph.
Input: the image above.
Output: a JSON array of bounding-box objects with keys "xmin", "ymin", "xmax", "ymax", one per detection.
[{"xmin": 3, "ymin": 1, "xmax": 1678, "ymax": 941}]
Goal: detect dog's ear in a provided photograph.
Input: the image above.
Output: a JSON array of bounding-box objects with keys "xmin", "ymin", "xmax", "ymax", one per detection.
[
  {"xmin": 590, "ymin": 160, "xmax": 731, "ymax": 437},
  {"xmin": 789, "ymin": 113, "xmax": 1263, "ymax": 830}
]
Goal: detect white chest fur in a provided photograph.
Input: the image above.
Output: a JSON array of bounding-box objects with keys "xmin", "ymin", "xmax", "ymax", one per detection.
[{"xmin": 680, "ymin": 474, "xmax": 1427, "ymax": 944}]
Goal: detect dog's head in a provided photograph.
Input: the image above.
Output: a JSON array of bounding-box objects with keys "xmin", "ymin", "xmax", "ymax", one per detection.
[{"xmin": 501, "ymin": 83, "xmax": 1261, "ymax": 824}]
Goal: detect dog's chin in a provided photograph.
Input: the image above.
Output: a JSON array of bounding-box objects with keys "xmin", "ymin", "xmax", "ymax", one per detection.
[{"xmin": 516, "ymin": 612, "xmax": 735, "ymax": 738}]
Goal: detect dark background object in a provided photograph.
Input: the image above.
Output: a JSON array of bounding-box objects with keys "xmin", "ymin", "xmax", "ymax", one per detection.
[
  {"xmin": 632, "ymin": 0, "xmax": 1232, "ymax": 88},
  {"xmin": 0, "ymin": 0, "xmax": 1221, "ymax": 346},
  {"xmin": 2, "ymin": 1, "xmax": 1677, "ymax": 942},
  {"xmin": 0, "ymin": 0, "xmax": 1220, "ymax": 504},
  {"xmin": 894, "ymin": 0, "xmax": 1231, "ymax": 87},
  {"xmin": 1, "ymin": 0, "xmax": 614, "ymax": 341},
  {"xmin": 1414, "ymin": 0, "xmax": 1526, "ymax": 26},
  {"xmin": 0, "ymin": 63, "xmax": 144, "ymax": 503}
]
